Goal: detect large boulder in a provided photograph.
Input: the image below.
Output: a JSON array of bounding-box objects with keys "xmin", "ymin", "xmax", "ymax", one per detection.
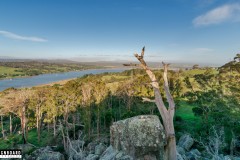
[
  {"xmin": 178, "ymin": 134, "xmax": 194, "ymax": 151},
  {"xmin": 110, "ymin": 115, "xmax": 166, "ymax": 159}
]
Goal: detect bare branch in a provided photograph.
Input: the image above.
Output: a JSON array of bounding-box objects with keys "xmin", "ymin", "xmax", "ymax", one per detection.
[
  {"xmin": 141, "ymin": 46, "xmax": 145, "ymax": 57},
  {"xmin": 142, "ymin": 97, "xmax": 155, "ymax": 103},
  {"xmin": 162, "ymin": 62, "xmax": 175, "ymax": 111}
]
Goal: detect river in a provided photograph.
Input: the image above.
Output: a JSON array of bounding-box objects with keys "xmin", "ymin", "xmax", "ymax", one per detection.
[{"xmin": 0, "ymin": 68, "xmax": 125, "ymax": 91}]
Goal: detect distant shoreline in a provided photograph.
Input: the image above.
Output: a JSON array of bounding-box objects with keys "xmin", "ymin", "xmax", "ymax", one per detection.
[
  {"xmin": 0, "ymin": 68, "xmax": 128, "ymax": 91},
  {"xmin": 0, "ymin": 66, "xmax": 122, "ymax": 81}
]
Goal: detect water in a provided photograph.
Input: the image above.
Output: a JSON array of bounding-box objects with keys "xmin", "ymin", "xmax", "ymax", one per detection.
[{"xmin": 0, "ymin": 68, "xmax": 125, "ymax": 91}]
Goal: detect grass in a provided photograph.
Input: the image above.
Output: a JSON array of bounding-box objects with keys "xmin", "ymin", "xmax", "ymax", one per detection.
[
  {"xmin": 176, "ymin": 101, "xmax": 197, "ymax": 120},
  {"xmin": 101, "ymin": 75, "xmax": 129, "ymax": 81},
  {"xmin": 0, "ymin": 66, "xmax": 25, "ymax": 78},
  {"xmin": 175, "ymin": 100, "xmax": 202, "ymax": 137}
]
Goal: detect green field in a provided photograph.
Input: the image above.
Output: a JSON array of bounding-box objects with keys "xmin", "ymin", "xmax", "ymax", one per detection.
[{"xmin": 0, "ymin": 66, "xmax": 25, "ymax": 78}]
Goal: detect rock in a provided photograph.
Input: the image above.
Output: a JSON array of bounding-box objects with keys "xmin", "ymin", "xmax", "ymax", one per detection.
[
  {"xmin": 177, "ymin": 152, "xmax": 184, "ymax": 160},
  {"xmin": 85, "ymin": 154, "xmax": 99, "ymax": 160},
  {"xmin": 25, "ymin": 146, "xmax": 64, "ymax": 160},
  {"xmin": 177, "ymin": 146, "xmax": 186, "ymax": 156},
  {"xmin": 115, "ymin": 151, "xmax": 125, "ymax": 159},
  {"xmin": 95, "ymin": 143, "xmax": 106, "ymax": 155},
  {"xmin": 36, "ymin": 151, "xmax": 65, "ymax": 160},
  {"xmin": 224, "ymin": 156, "xmax": 231, "ymax": 160},
  {"xmin": 118, "ymin": 155, "xmax": 134, "ymax": 160},
  {"xmin": 185, "ymin": 149, "xmax": 202, "ymax": 160},
  {"xmin": 190, "ymin": 149, "xmax": 201, "ymax": 156},
  {"xmin": 110, "ymin": 115, "xmax": 166, "ymax": 159},
  {"xmin": 99, "ymin": 146, "xmax": 117, "ymax": 160},
  {"xmin": 178, "ymin": 134, "xmax": 194, "ymax": 151},
  {"xmin": 15, "ymin": 144, "xmax": 35, "ymax": 155}
]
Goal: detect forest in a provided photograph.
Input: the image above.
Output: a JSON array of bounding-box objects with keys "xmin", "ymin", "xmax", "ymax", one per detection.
[{"xmin": 0, "ymin": 53, "xmax": 239, "ymax": 159}]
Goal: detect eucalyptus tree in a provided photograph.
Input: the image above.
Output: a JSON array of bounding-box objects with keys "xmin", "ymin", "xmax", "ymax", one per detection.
[
  {"xmin": 43, "ymin": 86, "xmax": 61, "ymax": 136},
  {"xmin": 29, "ymin": 87, "xmax": 48, "ymax": 142}
]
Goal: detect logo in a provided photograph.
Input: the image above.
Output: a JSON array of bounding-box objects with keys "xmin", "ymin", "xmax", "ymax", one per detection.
[{"xmin": 0, "ymin": 150, "xmax": 22, "ymax": 159}]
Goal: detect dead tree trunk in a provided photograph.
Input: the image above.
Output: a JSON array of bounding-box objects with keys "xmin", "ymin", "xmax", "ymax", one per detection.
[{"xmin": 134, "ymin": 47, "xmax": 177, "ymax": 160}]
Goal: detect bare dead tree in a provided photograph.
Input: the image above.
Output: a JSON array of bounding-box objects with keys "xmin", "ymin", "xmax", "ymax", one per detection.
[
  {"xmin": 197, "ymin": 126, "xmax": 226, "ymax": 159},
  {"xmin": 133, "ymin": 47, "xmax": 177, "ymax": 160}
]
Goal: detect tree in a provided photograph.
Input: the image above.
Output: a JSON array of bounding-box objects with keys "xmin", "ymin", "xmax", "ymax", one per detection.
[
  {"xmin": 192, "ymin": 64, "xmax": 199, "ymax": 69},
  {"xmin": 234, "ymin": 53, "xmax": 240, "ymax": 62},
  {"xmin": 29, "ymin": 88, "xmax": 47, "ymax": 142},
  {"xmin": 0, "ymin": 88, "xmax": 32, "ymax": 143},
  {"xmin": 133, "ymin": 47, "xmax": 177, "ymax": 160},
  {"xmin": 17, "ymin": 89, "xmax": 32, "ymax": 144}
]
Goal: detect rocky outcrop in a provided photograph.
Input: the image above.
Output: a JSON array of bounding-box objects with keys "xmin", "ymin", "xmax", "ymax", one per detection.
[
  {"xmin": 110, "ymin": 115, "xmax": 166, "ymax": 160},
  {"xmin": 178, "ymin": 134, "xmax": 194, "ymax": 151},
  {"xmin": 25, "ymin": 146, "xmax": 65, "ymax": 160},
  {"xmin": 177, "ymin": 134, "xmax": 202, "ymax": 160}
]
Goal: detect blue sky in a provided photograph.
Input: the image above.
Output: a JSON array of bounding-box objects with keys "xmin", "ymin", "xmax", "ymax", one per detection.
[{"xmin": 0, "ymin": 0, "xmax": 239, "ymax": 65}]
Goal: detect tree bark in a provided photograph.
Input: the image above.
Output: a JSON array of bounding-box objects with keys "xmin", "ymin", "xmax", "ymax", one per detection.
[
  {"xmin": 1, "ymin": 116, "xmax": 5, "ymax": 138},
  {"xmin": 21, "ymin": 105, "xmax": 27, "ymax": 144},
  {"xmin": 53, "ymin": 117, "xmax": 56, "ymax": 137},
  {"xmin": 97, "ymin": 107, "xmax": 100, "ymax": 139},
  {"xmin": 9, "ymin": 114, "xmax": 12, "ymax": 135},
  {"xmin": 134, "ymin": 47, "xmax": 177, "ymax": 160}
]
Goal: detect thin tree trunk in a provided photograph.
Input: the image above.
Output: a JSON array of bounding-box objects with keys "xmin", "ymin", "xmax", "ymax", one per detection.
[
  {"xmin": 97, "ymin": 107, "xmax": 100, "ymax": 139},
  {"xmin": 1, "ymin": 116, "xmax": 5, "ymax": 138},
  {"xmin": 21, "ymin": 105, "xmax": 27, "ymax": 144},
  {"xmin": 9, "ymin": 114, "xmax": 12, "ymax": 135},
  {"xmin": 88, "ymin": 105, "xmax": 91, "ymax": 139},
  {"xmin": 72, "ymin": 114, "xmax": 76, "ymax": 140},
  {"xmin": 53, "ymin": 117, "xmax": 56, "ymax": 137},
  {"xmin": 36, "ymin": 109, "xmax": 40, "ymax": 142}
]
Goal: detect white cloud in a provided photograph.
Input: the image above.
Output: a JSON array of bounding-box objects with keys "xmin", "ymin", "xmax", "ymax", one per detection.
[
  {"xmin": 0, "ymin": 30, "xmax": 47, "ymax": 42},
  {"xmin": 193, "ymin": 3, "xmax": 240, "ymax": 26}
]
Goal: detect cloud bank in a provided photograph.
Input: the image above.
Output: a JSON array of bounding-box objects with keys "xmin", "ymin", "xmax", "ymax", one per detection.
[
  {"xmin": 193, "ymin": 3, "xmax": 240, "ymax": 26},
  {"xmin": 0, "ymin": 30, "xmax": 47, "ymax": 42}
]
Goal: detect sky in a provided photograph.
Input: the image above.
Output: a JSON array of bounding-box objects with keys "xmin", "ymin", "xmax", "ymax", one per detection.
[{"xmin": 0, "ymin": 0, "xmax": 240, "ymax": 65}]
